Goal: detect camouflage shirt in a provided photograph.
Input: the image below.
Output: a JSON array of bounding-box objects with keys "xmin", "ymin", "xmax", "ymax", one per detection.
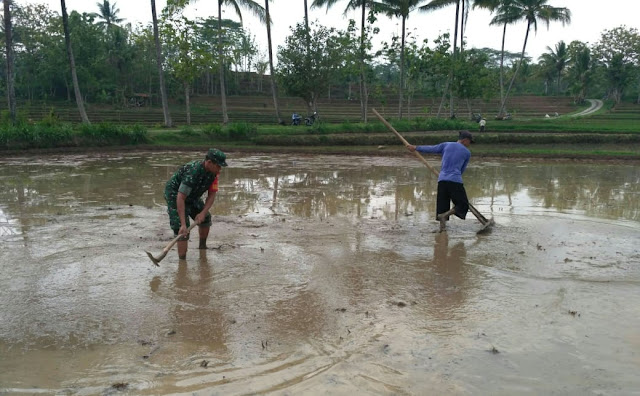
[{"xmin": 165, "ymin": 160, "xmax": 218, "ymax": 203}]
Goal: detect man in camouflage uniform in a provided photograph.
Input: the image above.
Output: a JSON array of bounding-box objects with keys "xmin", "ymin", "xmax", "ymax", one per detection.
[{"xmin": 164, "ymin": 148, "xmax": 228, "ymax": 259}]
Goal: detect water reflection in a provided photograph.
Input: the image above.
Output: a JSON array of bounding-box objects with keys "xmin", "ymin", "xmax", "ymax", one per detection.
[
  {"xmin": 428, "ymin": 233, "xmax": 467, "ymax": 317},
  {"xmin": 167, "ymin": 251, "xmax": 228, "ymax": 350},
  {"xmin": 0, "ymin": 154, "xmax": 638, "ymax": 239}
]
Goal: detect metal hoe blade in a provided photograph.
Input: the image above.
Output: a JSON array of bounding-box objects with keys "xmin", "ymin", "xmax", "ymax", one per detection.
[
  {"xmin": 476, "ymin": 218, "xmax": 495, "ymax": 234},
  {"xmin": 145, "ymin": 250, "xmax": 163, "ymax": 267}
]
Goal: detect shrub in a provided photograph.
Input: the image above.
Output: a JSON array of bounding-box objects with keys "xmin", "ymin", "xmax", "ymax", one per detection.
[
  {"xmin": 0, "ymin": 110, "xmax": 28, "ymax": 128},
  {"xmin": 129, "ymin": 125, "xmax": 148, "ymax": 144},
  {"xmin": 78, "ymin": 123, "xmax": 149, "ymax": 146},
  {"xmin": 227, "ymin": 122, "xmax": 257, "ymax": 140},
  {"xmin": 0, "ymin": 123, "xmax": 75, "ymax": 149},
  {"xmin": 202, "ymin": 123, "xmax": 228, "ymax": 140},
  {"xmin": 40, "ymin": 108, "xmax": 62, "ymax": 127},
  {"xmin": 180, "ymin": 126, "xmax": 198, "ymax": 136}
]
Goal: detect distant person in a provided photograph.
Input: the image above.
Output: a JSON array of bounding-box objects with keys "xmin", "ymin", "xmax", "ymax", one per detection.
[
  {"xmin": 164, "ymin": 148, "xmax": 228, "ymax": 260},
  {"xmin": 408, "ymin": 131, "xmax": 474, "ymax": 232},
  {"xmin": 479, "ymin": 118, "xmax": 486, "ymax": 132}
]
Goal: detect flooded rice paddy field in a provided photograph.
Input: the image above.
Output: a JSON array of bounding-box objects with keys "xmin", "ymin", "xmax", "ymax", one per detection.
[{"xmin": 0, "ymin": 151, "xmax": 639, "ymax": 395}]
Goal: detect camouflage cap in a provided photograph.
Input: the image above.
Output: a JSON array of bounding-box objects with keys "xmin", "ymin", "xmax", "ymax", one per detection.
[{"xmin": 206, "ymin": 148, "xmax": 228, "ymax": 167}]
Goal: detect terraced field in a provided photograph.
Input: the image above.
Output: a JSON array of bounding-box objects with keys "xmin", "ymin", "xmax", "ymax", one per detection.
[{"xmin": 12, "ymin": 95, "xmax": 589, "ymax": 126}]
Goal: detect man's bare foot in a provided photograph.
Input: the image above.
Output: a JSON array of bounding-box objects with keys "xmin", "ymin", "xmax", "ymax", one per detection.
[{"xmin": 437, "ymin": 214, "xmax": 447, "ymax": 232}]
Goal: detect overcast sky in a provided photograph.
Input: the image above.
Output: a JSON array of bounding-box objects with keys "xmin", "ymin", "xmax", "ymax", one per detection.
[{"xmin": 23, "ymin": 0, "xmax": 639, "ymax": 63}]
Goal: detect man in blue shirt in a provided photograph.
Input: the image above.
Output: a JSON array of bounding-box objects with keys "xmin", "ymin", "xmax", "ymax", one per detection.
[{"xmin": 408, "ymin": 131, "xmax": 474, "ymax": 232}]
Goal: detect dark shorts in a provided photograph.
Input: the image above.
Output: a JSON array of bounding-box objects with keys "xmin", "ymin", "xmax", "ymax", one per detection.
[
  {"xmin": 165, "ymin": 189, "xmax": 212, "ymax": 237},
  {"xmin": 436, "ymin": 181, "xmax": 469, "ymax": 220}
]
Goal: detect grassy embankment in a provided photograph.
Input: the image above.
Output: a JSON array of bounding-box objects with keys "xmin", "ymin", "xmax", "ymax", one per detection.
[
  {"xmin": 1, "ymin": 101, "xmax": 638, "ymax": 159},
  {"xmin": 147, "ymin": 111, "xmax": 640, "ymax": 159}
]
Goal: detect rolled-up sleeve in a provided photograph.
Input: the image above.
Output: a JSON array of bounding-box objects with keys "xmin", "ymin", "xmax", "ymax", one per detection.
[{"xmin": 178, "ymin": 183, "xmax": 192, "ymax": 196}]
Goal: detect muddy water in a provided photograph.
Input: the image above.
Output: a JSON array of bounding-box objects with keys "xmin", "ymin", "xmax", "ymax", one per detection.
[{"xmin": 0, "ymin": 151, "xmax": 639, "ymax": 395}]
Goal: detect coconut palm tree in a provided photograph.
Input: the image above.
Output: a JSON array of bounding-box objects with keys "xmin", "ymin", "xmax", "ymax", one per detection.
[
  {"xmin": 264, "ymin": 0, "xmax": 283, "ymax": 124},
  {"xmin": 304, "ymin": 0, "xmax": 310, "ymax": 33},
  {"xmin": 311, "ymin": 0, "xmax": 383, "ymax": 122},
  {"xmin": 215, "ymin": 0, "xmax": 265, "ymax": 124},
  {"xmin": 473, "ymin": 0, "xmax": 510, "ymax": 114},
  {"xmin": 183, "ymin": 0, "xmax": 265, "ymax": 124},
  {"xmin": 494, "ymin": 0, "xmax": 571, "ymax": 118},
  {"xmin": 60, "ymin": 0, "xmax": 90, "ymax": 124},
  {"xmin": 378, "ymin": 0, "xmax": 428, "ymax": 119},
  {"xmin": 542, "ymin": 40, "xmax": 568, "ymax": 94},
  {"xmin": 536, "ymin": 51, "xmax": 556, "ymax": 95},
  {"xmin": 420, "ymin": 0, "xmax": 472, "ymax": 53},
  {"xmin": 4, "ymin": 0, "xmax": 16, "ymax": 123},
  {"xmin": 421, "ymin": 0, "xmax": 469, "ymax": 118},
  {"xmin": 566, "ymin": 42, "xmax": 592, "ymax": 104},
  {"xmin": 150, "ymin": 0, "xmax": 172, "ymax": 127},
  {"xmin": 92, "ymin": 1, "xmax": 124, "ymax": 31}
]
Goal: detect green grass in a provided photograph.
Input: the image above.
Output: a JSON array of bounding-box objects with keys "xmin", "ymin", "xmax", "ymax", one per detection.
[
  {"xmin": 0, "ymin": 121, "xmax": 148, "ymax": 150},
  {"xmin": 2, "ymin": 108, "xmax": 639, "ymax": 160}
]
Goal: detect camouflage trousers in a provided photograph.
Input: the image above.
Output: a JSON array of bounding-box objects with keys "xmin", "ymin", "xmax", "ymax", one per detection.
[{"xmin": 165, "ymin": 188, "xmax": 212, "ymax": 238}]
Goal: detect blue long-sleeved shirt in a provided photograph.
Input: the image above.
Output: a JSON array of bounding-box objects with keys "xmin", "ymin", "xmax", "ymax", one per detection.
[{"xmin": 416, "ymin": 142, "xmax": 470, "ymax": 183}]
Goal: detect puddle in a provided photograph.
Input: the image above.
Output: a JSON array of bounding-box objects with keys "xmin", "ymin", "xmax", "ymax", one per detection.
[{"xmin": 1, "ymin": 151, "xmax": 639, "ymax": 394}]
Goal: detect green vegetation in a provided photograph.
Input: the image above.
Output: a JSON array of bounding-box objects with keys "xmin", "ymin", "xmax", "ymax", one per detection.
[
  {"xmin": 0, "ymin": 119, "xmax": 148, "ymax": 150},
  {"xmin": 1, "ymin": 98, "xmax": 637, "ymax": 160},
  {"xmin": 3, "ymin": 1, "xmax": 640, "ymax": 128}
]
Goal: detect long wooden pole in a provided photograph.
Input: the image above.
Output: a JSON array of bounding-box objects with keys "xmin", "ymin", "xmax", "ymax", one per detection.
[{"xmin": 372, "ymin": 108, "xmax": 491, "ymax": 226}]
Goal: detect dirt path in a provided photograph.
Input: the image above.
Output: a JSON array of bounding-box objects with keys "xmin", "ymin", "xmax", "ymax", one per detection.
[{"xmin": 570, "ymin": 99, "xmax": 604, "ymax": 117}]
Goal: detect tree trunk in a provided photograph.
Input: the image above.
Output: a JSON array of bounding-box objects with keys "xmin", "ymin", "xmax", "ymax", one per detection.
[
  {"xmin": 4, "ymin": 0, "xmax": 16, "ymax": 123},
  {"xmin": 64, "ymin": 76, "xmax": 71, "ymax": 102},
  {"xmin": 460, "ymin": 0, "xmax": 464, "ymax": 52},
  {"xmin": 498, "ymin": 21, "xmax": 531, "ymax": 118},
  {"xmin": 151, "ymin": 0, "xmax": 172, "ymax": 127},
  {"xmin": 61, "ymin": 0, "xmax": 90, "ymax": 124},
  {"xmin": 449, "ymin": 0, "xmax": 460, "ymax": 118},
  {"xmin": 437, "ymin": 78, "xmax": 449, "ymax": 118},
  {"xmin": 498, "ymin": 22, "xmax": 507, "ymax": 115},
  {"xmin": 185, "ymin": 82, "xmax": 191, "ymax": 125},
  {"xmin": 557, "ymin": 72, "xmax": 561, "ymax": 95},
  {"xmin": 359, "ymin": 1, "xmax": 368, "ymax": 123},
  {"xmin": 218, "ymin": 4, "xmax": 229, "ymax": 124},
  {"xmin": 398, "ymin": 16, "xmax": 406, "ymax": 119},
  {"xmin": 148, "ymin": 73, "xmax": 153, "ymax": 106},
  {"xmin": 265, "ymin": 0, "xmax": 282, "ymax": 124},
  {"xmin": 303, "ymin": 0, "xmax": 309, "ymax": 35}
]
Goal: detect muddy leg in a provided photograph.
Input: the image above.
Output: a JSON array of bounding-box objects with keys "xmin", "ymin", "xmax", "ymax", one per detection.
[
  {"xmin": 437, "ymin": 207, "xmax": 457, "ymax": 233},
  {"xmin": 177, "ymin": 240, "xmax": 188, "ymax": 260},
  {"xmin": 198, "ymin": 225, "xmax": 210, "ymax": 249}
]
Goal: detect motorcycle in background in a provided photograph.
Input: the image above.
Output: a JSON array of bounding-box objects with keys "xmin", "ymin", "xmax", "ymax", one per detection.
[
  {"xmin": 304, "ymin": 111, "xmax": 318, "ymax": 126},
  {"xmin": 291, "ymin": 111, "xmax": 319, "ymax": 126}
]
